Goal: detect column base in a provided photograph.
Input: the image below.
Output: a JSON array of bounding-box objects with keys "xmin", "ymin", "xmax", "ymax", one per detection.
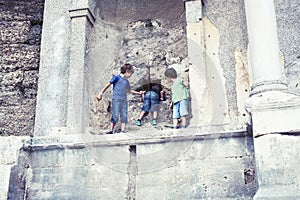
[
  {"xmin": 252, "ymin": 132, "xmax": 300, "ymax": 200},
  {"xmin": 246, "ymin": 91, "xmax": 300, "ymax": 137},
  {"xmin": 250, "ymin": 80, "xmax": 288, "ymax": 96}
]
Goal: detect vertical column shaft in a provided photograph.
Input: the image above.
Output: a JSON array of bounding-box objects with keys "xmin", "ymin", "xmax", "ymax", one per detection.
[
  {"xmin": 67, "ymin": 7, "xmax": 95, "ymax": 133},
  {"xmin": 34, "ymin": 0, "xmax": 72, "ymax": 136},
  {"xmin": 244, "ymin": 0, "xmax": 287, "ymax": 95},
  {"xmin": 185, "ymin": 0, "xmax": 207, "ymax": 127}
]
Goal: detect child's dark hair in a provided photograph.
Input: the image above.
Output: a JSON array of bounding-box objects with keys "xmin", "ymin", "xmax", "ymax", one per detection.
[
  {"xmin": 164, "ymin": 68, "xmax": 177, "ymax": 79},
  {"xmin": 121, "ymin": 63, "xmax": 133, "ymax": 74}
]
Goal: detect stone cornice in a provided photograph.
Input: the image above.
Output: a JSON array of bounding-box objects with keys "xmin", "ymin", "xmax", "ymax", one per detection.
[
  {"xmin": 246, "ymin": 91, "xmax": 300, "ymax": 112},
  {"xmin": 69, "ymin": 7, "xmax": 95, "ymax": 26}
]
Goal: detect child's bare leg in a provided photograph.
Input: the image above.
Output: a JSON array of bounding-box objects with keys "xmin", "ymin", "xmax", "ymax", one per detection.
[
  {"xmin": 138, "ymin": 111, "xmax": 146, "ymax": 120},
  {"xmin": 173, "ymin": 118, "xmax": 179, "ymax": 128},
  {"xmin": 153, "ymin": 111, "xmax": 158, "ymax": 120},
  {"xmin": 121, "ymin": 123, "xmax": 126, "ymax": 132},
  {"xmin": 110, "ymin": 122, "xmax": 115, "ymax": 131},
  {"xmin": 181, "ymin": 116, "xmax": 187, "ymax": 128}
]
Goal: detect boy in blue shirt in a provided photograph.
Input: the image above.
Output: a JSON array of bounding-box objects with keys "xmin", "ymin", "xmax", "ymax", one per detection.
[{"xmin": 97, "ymin": 64, "xmax": 144, "ymax": 134}]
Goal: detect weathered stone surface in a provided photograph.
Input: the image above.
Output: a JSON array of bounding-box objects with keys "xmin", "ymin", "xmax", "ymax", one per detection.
[
  {"xmin": 0, "ymin": 44, "xmax": 40, "ymax": 72},
  {"xmin": 0, "ymin": 21, "xmax": 31, "ymax": 44},
  {"xmin": 24, "ymin": 146, "xmax": 130, "ymax": 200},
  {"xmin": 274, "ymin": 0, "xmax": 300, "ymax": 67},
  {"xmin": 0, "ymin": 136, "xmax": 30, "ymax": 200},
  {"xmin": 9, "ymin": 131, "xmax": 257, "ymax": 199},
  {"xmin": 89, "ymin": 18, "xmax": 188, "ymax": 130},
  {"xmin": 0, "ymin": 0, "xmax": 42, "ymax": 136},
  {"xmin": 137, "ymin": 134, "xmax": 256, "ymax": 199},
  {"xmin": 253, "ymin": 134, "xmax": 300, "ymax": 199},
  {"xmin": 0, "ymin": 46, "xmax": 39, "ymax": 136},
  {"xmin": 0, "ymin": 0, "xmax": 44, "ymax": 22},
  {"xmin": 204, "ymin": 0, "xmax": 248, "ymax": 120},
  {"xmin": 286, "ymin": 58, "xmax": 300, "ymax": 94}
]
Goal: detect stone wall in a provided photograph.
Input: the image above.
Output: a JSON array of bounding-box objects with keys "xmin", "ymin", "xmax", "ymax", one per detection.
[
  {"xmin": 8, "ymin": 130, "xmax": 257, "ymax": 200},
  {"xmin": 0, "ymin": 0, "xmax": 44, "ymax": 136}
]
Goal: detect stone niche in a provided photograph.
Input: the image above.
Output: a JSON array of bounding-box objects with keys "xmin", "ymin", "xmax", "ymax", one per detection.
[
  {"xmin": 34, "ymin": 0, "xmax": 247, "ymax": 136},
  {"xmin": 87, "ymin": 0, "xmax": 189, "ymax": 131}
]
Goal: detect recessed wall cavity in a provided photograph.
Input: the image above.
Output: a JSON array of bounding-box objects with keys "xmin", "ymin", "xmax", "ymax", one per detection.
[{"xmin": 87, "ymin": 0, "xmax": 188, "ymax": 130}]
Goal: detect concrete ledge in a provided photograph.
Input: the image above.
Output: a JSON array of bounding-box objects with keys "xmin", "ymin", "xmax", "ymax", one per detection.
[
  {"xmin": 254, "ymin": 185, "xmax": 300, "ymax": 200},
  {"xmin": 25, "ymin": 128, "xmax": 249, "ymax": 151}
]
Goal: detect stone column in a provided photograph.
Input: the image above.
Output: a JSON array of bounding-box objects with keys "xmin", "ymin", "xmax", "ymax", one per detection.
[
  {"xmin": 67, "ymin": 2, "xmax": 95, "ymax": 134},
  {"xmin": 185, "ymin": 0, "xmax": 208, "ymax": 127},
  {"xmin": 244, "ymin": 0, "xmax": 287, "ymax": 95},
  {"xmin": 245, "ymin": 0, "xmax": 300, "ymax": 199},
  {"xmin": 34, "ymin": 0, "xmax": 73, "ymax": 136}
]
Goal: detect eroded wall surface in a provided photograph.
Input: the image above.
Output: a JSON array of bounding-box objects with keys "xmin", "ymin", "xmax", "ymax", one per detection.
[{"xmin": 0, "ymin": 0, "xmax": 44, "ymax": 136}]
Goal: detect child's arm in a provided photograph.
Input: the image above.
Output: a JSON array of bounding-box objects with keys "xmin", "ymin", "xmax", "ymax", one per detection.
[
  {"xmin": 129, "ymin": 89, "xmax": 145, "ymax": 95},
  {"xmin": 96, "ymin": 82, "xmax": 112, "ymax": 101},
  {"xmin": 169, "ymin": 101, "xmax": 174, "ymax": 110},
  {"xmin": 182, "ymin": 78, "xmax": 189, "ymax": 88}
]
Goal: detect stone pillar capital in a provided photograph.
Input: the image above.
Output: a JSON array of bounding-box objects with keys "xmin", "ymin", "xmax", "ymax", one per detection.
[
  {"xmin": 185, "ymin": 0, "xmax": 202, "ymax": 23},
  {"xmin": 69, "ymin": 7, "xmax": 95, "ymax": 26}
]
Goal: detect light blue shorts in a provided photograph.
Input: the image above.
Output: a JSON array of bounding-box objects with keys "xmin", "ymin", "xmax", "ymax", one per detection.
[
  {"xmin": 111, "ymin": 99, "xmax": 128, "ymax": 124},
  {"xmin": 173, "ymin": 99, "xmax": 189, "ymax": 119}
]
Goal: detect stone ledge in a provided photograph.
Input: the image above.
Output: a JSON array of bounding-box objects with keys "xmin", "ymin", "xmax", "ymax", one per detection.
[
  {"xmin": 26, "ymin": 128, "xmax": 248, "ymax": 151},
  {"xmin": 254, "ymin": 185, "xmax": 300, "ymax": 200}
]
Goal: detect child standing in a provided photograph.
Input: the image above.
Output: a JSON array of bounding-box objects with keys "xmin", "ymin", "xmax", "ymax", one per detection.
[
  {"xmin": 136, "ymin": 84, "xmax": 162, "ymax": 126},
  {"xmin": 96, "ymin": 64, "xmax": 143, "ymax": 134},
  {"xmin": 164, "ymin": 68, "xmax": 189, "ymax": 129}
]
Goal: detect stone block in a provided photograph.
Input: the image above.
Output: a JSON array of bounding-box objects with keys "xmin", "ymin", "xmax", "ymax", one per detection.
[
  {"xmin": 254, "ymin": 134, "xmax": 300, "ymax": 189},
  {"xmin": 0, "ymin": 101, "xmax": 36, "ymax": 136},
  {"xmin": 136, "ymin": 134, "xmax": 256, "ymax": 199},
  {"xmin": 28, "ymin": 164, "xmax": 128, "ymax": 199},
  {"xmin": 0, "ymin": 1, "xmax": 44, "ymax": 22},
  {"xmin": 0, "ymin": 165, "xmax": 11, "ymax": 200},
  {"xmin": 248, "ymin": 92, "xmax": 300, "ymax": 136},
  {"xmin": 0, "ymin": 21, "xmax": 31, "ymax": 44},
  {"xmin": 0, "ymin": 44, "xmax": 40, "ymax": 72},
  {"xmin": 0, "ymin": 136, "xmax": 29, "ymax": 164}
]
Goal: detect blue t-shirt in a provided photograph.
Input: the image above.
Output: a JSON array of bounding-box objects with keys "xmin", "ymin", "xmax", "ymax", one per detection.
[{"xmin": 110, "ymin": 75, "xmax": 131, "ymax": 100}]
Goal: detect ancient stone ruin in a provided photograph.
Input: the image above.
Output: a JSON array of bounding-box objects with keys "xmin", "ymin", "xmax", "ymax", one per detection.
[{"xmin": 1, "ymin": 0, "xmax": 300, "ymax": 199}]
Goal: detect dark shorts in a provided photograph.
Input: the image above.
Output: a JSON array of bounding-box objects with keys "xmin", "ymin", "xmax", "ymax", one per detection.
[{"xmin": 142, "ymin": 91, "xmax": 159, "ymax": 112}]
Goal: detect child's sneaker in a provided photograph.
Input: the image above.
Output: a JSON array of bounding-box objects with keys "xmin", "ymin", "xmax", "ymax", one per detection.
[
  {"xmin": 151, "ymin": 119, "xmax": 157, "ymax": 126},
  {"xmin": 106, "ymin": 130, "xmax": 113, "ymax": 134},
  {"xmin": 136, "ymin": 119, "xmax": 142, "ymax": 126}
]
